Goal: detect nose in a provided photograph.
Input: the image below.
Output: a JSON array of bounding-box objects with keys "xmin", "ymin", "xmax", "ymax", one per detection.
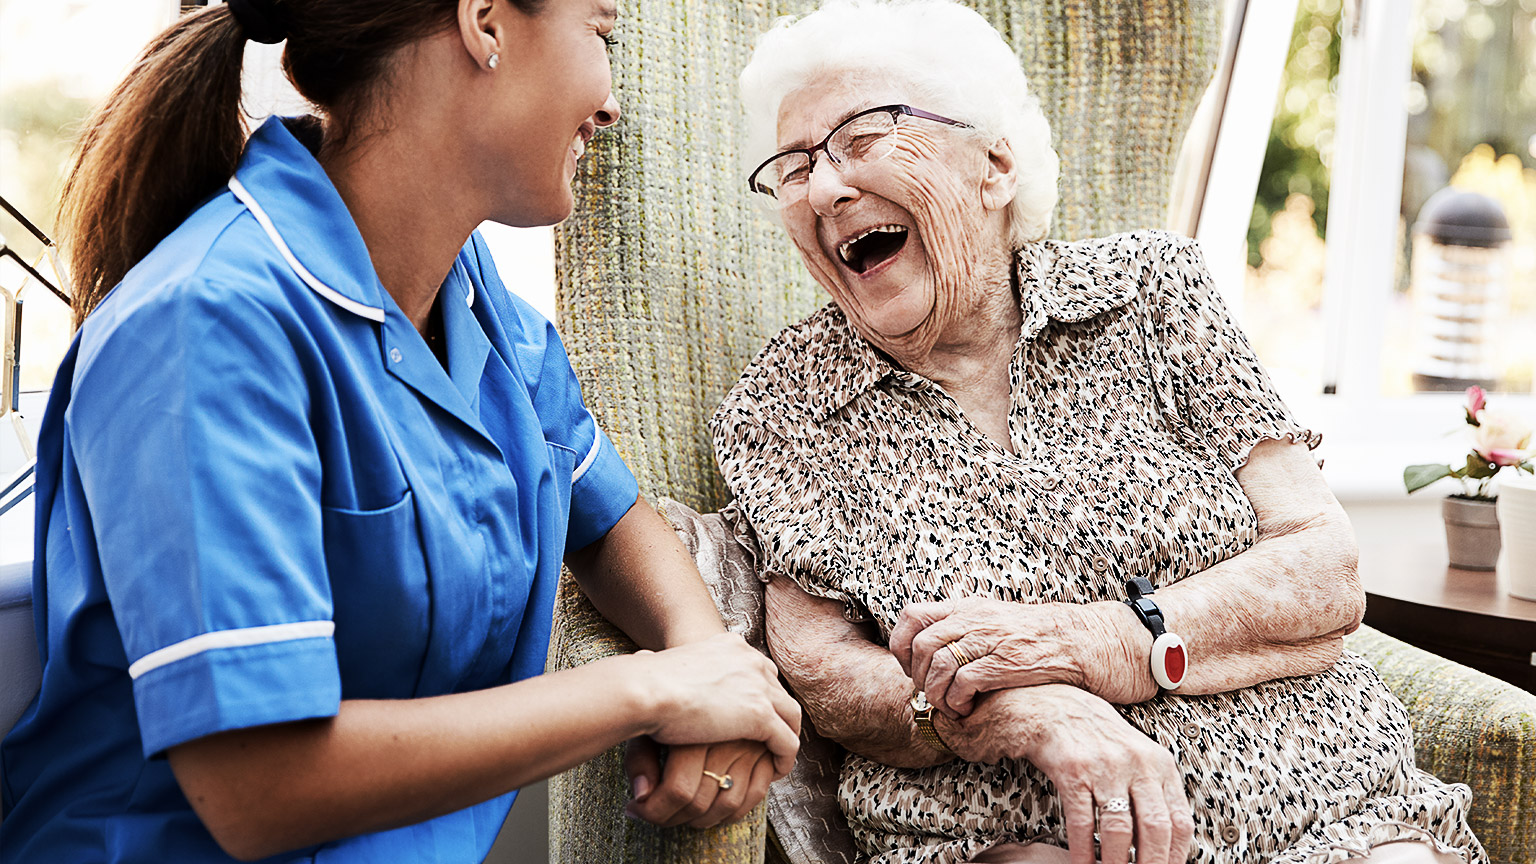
[
  {"xmin": 593, "ymin": 93, "xmax": 621, "ymax": 128},
  {"xmin": 806, "ymin": 154, "xmax": 858, "ymax": 216}
]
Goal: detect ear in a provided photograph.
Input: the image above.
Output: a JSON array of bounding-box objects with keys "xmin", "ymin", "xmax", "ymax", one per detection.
[
  {"xmin": 457, "ymin": 0, "xmax": 502, "ymax": 71},
  {"xmin": 978, "ymin": 136, "xmax": 1018, "ymax": 213}
]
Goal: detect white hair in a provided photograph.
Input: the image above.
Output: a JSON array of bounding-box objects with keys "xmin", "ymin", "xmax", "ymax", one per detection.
[{"xmin": 739, "ymin": 0, "xmax": 1059, "ymax": 245}]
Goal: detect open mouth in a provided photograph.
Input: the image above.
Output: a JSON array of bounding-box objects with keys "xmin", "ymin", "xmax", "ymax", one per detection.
[{"xmin": 837, "ymin": 224, "xmax": 909, "ymax": 274}]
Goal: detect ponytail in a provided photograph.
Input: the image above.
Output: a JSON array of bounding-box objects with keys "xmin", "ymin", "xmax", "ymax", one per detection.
[{"xmin": 57, "ymin": 5, "xmax": 247, "ymax": 324}]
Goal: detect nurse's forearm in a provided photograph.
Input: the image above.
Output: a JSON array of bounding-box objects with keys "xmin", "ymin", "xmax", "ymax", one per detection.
[
  {"xmin": 169, "ymin": 634, "xmax": 798, "ymax": 862},
  {"xmin": 566, "ymin": 498, "xmax": 727, "ymax": 649}
]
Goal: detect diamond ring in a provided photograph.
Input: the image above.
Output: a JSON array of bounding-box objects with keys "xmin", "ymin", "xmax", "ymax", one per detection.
[
  {"xmin": 1100, "ymin": 796, "xmax": 1131, "ymax": 813},
  {"xmin": 701, "ymin": 770, "xmax": 734, "ymax": 791}
]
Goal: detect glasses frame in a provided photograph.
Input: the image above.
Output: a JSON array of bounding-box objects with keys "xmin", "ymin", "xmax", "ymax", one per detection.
[{"xmin": 746, "ymin": 104, "xmax": 973, "ymax": 199}]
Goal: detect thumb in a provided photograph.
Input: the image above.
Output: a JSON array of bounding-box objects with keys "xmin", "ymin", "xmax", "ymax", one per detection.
[{"xmin": 623, "ymin": 736, "xmax": 664, "ymax": 801}]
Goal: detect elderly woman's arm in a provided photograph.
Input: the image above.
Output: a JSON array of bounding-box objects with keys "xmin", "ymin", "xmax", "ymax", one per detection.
[
  {"xmin": 896, "ymin": 437, "xmax": 1362, "ymax": 712},
  {"xmin": 766, "ymin": 576, "xmax": 1195, "ymax": 863}
]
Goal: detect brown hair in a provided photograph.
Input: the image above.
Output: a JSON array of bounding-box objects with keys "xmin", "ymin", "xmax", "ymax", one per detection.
[{"xmin": 58, "ymin": 0, "xmax": 543, "ymax": 324}]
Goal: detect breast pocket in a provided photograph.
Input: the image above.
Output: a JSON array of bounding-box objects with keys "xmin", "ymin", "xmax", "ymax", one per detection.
[{"xmin": 323, "ymin": 489, "xmax": 432, "ymax": 698}]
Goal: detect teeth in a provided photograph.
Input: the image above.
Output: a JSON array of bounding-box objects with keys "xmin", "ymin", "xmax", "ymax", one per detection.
[{"xmin": 837, "ymin": 224, "xmax": 906, "ymax": 265}]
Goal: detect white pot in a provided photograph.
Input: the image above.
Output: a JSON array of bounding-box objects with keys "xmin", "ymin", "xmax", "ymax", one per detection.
[{"xmin": 1496, "ymin": 473, "xmax": 1536, "ymax": 600}]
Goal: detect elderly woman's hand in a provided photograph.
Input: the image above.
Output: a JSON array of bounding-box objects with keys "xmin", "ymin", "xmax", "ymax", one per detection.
[
  {"xmin": 891, "ymin": 597, "xmax": 1153, "ymax": 716},
  {"xmin": 942, "ymin": 685, "xmax": 1194, "ymax": 864}
]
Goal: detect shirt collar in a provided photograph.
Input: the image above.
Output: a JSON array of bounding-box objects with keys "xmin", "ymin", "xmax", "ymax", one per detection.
[
  {"xmin": 809, "ymin": 237, "xmax": 1142, "ymax": 422},
  {"xmin": 227, "ymin": 116, "xmax": 388, "ymax": 322}
]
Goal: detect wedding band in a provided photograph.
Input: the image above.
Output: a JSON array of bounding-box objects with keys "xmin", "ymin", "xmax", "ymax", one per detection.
[
  {"xmin": 946, "ymin": 642, "xmax": 973, "ymax": 667},
  {"xmin": 1100, "ymin": 796, "xmax": 1131, "ymax": 813},
  {"xmin": 701, "ymin": 770, "xmax": 734, "ymax": 791}
]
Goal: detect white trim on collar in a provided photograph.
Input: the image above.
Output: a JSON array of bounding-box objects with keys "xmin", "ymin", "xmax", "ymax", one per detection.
[{"xmin": 228, "ymin": 178, "xmax": 387, "ymax": 323}]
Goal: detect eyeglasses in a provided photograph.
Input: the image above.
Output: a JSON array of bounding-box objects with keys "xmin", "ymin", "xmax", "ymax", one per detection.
[{"xmin": 746, "ymin": 104, "xmax": 972, "ymax": 204}]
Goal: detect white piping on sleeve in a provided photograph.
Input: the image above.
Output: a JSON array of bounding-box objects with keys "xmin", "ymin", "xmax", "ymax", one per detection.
[
  {"xmin": 572, "ymin": 425, "xmax": 604, "ymax": 483},
  {"xmin": 228, "ymin": 178, "xmax": 387, "ymax": 323},
  {"xmin": 128, "ymin": 620, "xmax": 336, "ymax": 680}
]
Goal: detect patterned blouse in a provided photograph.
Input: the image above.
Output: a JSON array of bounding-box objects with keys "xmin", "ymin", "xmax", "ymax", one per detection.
[{"xmin": 712, "ymin": 232, "xmax": 1484, "ymax": 864}]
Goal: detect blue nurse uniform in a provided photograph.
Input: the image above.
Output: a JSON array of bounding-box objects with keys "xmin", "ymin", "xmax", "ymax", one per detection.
[{"xmin": 0, "ymin": 116, "xmax": 639, "ymax": 863}]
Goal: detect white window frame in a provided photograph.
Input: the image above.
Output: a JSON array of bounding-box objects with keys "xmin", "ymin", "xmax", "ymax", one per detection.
[{"xmin": 1185, "ymin": 0, "xmax": 1535, "ymax": 502}]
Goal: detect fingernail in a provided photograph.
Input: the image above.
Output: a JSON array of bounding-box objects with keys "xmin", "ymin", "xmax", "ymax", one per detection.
[{"xmin": 631, "ymin": 775, "xmax": 652, "ymax": 801}]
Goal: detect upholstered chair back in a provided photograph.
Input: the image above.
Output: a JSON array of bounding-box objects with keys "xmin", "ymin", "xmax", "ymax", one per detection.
[{"xmin": 548, "ymin": 1, "xmax": 1220, "ymax": 861}]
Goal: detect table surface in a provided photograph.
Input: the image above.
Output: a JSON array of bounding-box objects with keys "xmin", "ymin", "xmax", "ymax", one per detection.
[
  {"xmin": 1349, "ymin": 503, "xmax": 1536, "ymax": 690},
  {"xmin": 1356, "ymin": 531, "xmax": 1536, "ymax": 624}
]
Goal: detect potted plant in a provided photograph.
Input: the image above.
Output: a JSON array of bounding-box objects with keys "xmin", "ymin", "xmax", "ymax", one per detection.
[{"xmin": 1404, "ymin": 386, "xmax": 1536, "ymax": 570}]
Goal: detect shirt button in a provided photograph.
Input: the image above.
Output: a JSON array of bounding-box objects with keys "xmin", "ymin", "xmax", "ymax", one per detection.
[
  {"xmin": 1091, "ymin": 555, "xmax": 1111, "ymax": 573},
  {"xmin": 389, "ymin": 347, "xmax": 403, "ymax": 363},
  {"xmin": 1036, "ymin": 474, "xmax": 1060, "ymax": 491},
  {"xmin": 1220, "ymin": 823, "xmax": 1242, "ymax": 844},
  {"xmin": 1181, "ymin": 722, "xmax": 1202, "ymax": 740}
]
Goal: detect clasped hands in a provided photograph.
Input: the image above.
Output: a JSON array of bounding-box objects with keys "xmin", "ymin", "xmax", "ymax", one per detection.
[{"xmin": 891, "ymin": 597, "xmax": 1194, "ymax": 864}]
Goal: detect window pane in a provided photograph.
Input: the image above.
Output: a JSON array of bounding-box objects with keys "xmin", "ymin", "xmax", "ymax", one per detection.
[
  {"xmin": 1243, "ymin": 0, "xmax": 1340, "ymax": 399},
  {"xmin": 0, "ymin": 0, "xmax": 176, "ymax": 392},
  {"xmin": 1388, "ymin": 0, "xmax": 1536, "ymax": 395}
]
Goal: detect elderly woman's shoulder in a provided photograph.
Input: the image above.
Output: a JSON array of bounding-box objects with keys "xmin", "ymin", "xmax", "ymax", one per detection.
[
  {"xmin": 1047, "ymin": 229, "xmax": 1203, "ymax": 266},
  {"xmin": 713, "ymin": 301, "xmax": 861, "ymax": 426}
]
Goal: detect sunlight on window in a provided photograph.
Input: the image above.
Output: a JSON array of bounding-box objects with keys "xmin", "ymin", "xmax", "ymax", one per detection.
[
  {"xmin": 1242, "ymin": 0, "xmax": 1339, "ymax": 401},
  {"xmin": 1245, "ymin": 0, "xmax": 1536, "ymax": 400},
  {"xmin": 0, "ymin": 0, "xmax": 176, "ymax": 391}
]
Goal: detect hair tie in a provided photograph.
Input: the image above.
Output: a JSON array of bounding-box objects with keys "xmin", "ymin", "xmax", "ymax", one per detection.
[{"xmin": 226, "ymin": 0, "xmax": 289, "ymax": 45}]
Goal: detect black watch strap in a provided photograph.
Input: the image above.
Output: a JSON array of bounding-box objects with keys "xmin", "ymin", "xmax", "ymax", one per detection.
[
  {"xmin": 1122, "ymin": 576, "xmax": 1188, "ymax": 690},
  {"xmin": 1123, "ymin": 576, "xmax": 1168, "ymax": 638}
]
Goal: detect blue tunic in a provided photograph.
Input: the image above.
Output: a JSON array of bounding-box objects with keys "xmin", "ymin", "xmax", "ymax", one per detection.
[{"xmin": 0, "ymin": 117, "xmax": 639, "ymax": 862}]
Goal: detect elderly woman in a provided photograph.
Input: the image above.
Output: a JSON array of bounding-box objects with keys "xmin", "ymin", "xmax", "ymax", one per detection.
[{"xmin": 711, "ymin": 2, "xmax": 1486, "ymax": 863}]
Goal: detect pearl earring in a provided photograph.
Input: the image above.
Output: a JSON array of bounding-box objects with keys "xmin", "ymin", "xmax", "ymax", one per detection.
[{"xmin": 487, "ymin": 52, "xmax": 500, "ymax": 70}]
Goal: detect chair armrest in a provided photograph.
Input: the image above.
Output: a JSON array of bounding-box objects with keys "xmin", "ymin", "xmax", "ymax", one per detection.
[
  {"xmin": 545, "ymin": 574, "xmax": 770, "ymax": 864},
  {"xmin": 1345, "ymin": 625, "xmax": 1536, "ymax": 864}
]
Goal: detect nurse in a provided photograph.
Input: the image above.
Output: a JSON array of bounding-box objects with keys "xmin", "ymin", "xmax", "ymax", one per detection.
[{"xmin": 0, "ymin": 0, "xmax": 800, "ymax": 862}]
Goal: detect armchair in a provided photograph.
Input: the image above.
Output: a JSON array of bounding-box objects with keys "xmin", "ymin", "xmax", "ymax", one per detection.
[{"xmin": 545, "ymin": 2, "xmax": 1536, "ymax": 862}]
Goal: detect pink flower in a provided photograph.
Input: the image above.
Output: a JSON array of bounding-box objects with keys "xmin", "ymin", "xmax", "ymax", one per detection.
[
  {"xmin": 1465, "ymin": 385, "xmax": 1487, "ymax": 420},
  {"xmin": 1471, "ymin": 408, "xmax": 1532, "ymax": 466}
]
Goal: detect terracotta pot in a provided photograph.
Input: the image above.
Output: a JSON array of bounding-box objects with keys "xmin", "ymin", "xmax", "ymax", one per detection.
[{"xmin": 1442, "ymin": 495, "xmax": 1501, "ymax": 571}]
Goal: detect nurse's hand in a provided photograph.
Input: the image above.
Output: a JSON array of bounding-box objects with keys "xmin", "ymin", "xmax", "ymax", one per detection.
[
  {"xmin": 622, "ymin": 738, "xmax": 777, "ymax": 827},
  {"xmin": 631, "ymin": 632, "xmax": 801, "ymax": 776}
]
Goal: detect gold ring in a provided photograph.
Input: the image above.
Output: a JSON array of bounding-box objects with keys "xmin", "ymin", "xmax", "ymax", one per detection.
[
  {"xmin": 946, "ymin": 642, "xmax": 973, "ymax": 667},
  {"xmin": 701, "ymin": 770, "xmax": 734, "ymax": 791}
]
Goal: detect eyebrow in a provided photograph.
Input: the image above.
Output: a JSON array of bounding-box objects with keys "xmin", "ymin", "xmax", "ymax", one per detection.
[
  {"xmin": 781, "ymin": 102, "xmax": 880, "ymax": 151},
  {"xmin": 596, "ymin": 2, "xmax": 618, "ymax": 21}
]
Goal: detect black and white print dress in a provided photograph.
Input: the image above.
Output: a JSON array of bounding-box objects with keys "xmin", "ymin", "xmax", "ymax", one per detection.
[{"xmin": 712, "ymin": 231, "xmax": 1486, "ymax": 864}]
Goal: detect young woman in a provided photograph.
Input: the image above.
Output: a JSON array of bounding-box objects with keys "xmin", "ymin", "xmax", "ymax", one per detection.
[{"xmin": 0, "ymin": 1, "xmax": 799, "ymax": 861}]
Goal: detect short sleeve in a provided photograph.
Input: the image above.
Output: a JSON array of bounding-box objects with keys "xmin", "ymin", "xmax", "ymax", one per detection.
[
  {"xmin": 68, "ymin": 281, "xmax": 339, "ymax": 758},
  {"xmin": 465, "ymin": 233, "xmax": 638, "ymax": 551},
  {"xmin": 1154, "ymin": 238, "xmax": 1321, "ymax": 472},
  {"xmin": 711, "ymin": 399, "xmax": 860, "ymax": 614}
]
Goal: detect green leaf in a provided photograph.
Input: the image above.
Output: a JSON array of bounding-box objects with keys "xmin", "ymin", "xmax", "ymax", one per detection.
[
  {"xmin": 1464, "ymin": 451, "xmax": 1499, "ymax": 479},
  {"xmin": 1404, "ymin": 463, "xmax": 1452, "ymax": 493}
]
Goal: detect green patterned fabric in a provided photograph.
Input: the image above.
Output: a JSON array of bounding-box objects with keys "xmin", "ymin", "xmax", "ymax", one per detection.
[{"xmin": 1346, "ymin": 626, "xmax": 1536, "ymax": 864}]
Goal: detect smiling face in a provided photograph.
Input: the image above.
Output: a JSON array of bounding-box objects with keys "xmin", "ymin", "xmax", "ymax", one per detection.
[
  {"xmin": 477, "ymin": 0, "xmax": 622, "ymax": 227},
  {"xmin": 773, "ymin": 72, "xmax": 1018, "ymax": 362}
]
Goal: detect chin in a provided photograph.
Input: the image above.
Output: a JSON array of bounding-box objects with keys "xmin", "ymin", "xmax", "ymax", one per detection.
[{"xmin": 492, "ymin": 193, "xmax": 576, "ymax": 229}]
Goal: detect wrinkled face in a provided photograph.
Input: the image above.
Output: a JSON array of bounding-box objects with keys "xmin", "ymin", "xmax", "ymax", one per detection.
[{"xmin": 774, "ymin": 73, "xmax": 1011, "ymax": 356}]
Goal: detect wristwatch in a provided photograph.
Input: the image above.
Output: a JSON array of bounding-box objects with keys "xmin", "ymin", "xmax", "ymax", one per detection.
[
  {"xmin": 1123, "ymin": 576, "xmax": 1188, "ymax": 690},
  {"xmin": 909, "ymin": 689, "xmax": 954, "ymax": 756}
]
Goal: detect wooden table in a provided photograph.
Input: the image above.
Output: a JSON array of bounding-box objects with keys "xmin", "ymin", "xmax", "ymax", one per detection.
[{"xmin": 1357, "ymin": 525, "xmax": 1536, "ymax": 692}]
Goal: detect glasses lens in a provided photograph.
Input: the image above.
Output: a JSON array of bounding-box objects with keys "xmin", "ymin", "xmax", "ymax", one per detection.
[
  {"xmin": 754, "ymin": 152, "xmax": 811, "ymax": 200},
  {"xmin": 829, "ymin": 110, "xmax": 898, "ymax": 166}
]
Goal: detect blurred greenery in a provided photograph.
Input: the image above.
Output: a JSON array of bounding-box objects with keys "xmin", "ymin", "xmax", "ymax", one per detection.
[{"xmin": 1246, "ymin": 0, "xmax": 1341, "ymax": 268}]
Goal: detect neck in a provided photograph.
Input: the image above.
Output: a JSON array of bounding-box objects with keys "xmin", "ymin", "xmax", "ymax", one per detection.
[
  {"xmin": 893, "ymin": 254, "xmax": 1020, "ymax": 393},
  {"xmin": 320, "ymin": 112, "xmax": 481, "ymax": 336}
]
